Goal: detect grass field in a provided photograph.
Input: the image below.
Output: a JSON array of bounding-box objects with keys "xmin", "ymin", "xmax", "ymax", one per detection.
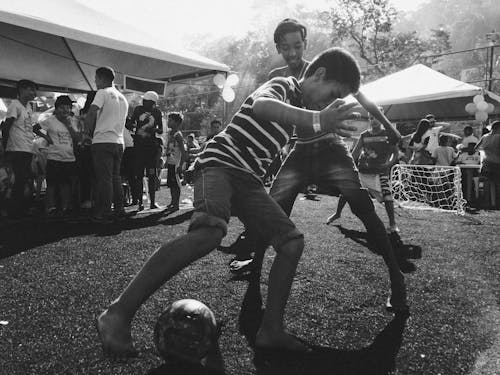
[{"xmin": 0, "ymin": 190, "xmax": 499, "ymax": 374}]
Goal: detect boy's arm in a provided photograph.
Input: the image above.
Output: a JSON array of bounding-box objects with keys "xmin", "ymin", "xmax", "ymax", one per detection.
[
  {"xmin": 32, "ymin": 123, "xmax": 53, "ymax": 144},
  {"xmin": 252, "ymin": 98, "xmax": 358, "ymax": 137},
  {"xmin": 354, "ymin": 91, "xmax": 401, "ymax": 142},
  {"xmin": 175, "ymin": 134, "xmax": 188, "ymax": 169},
  {"xmin": 0, "ymin": 117, "xmax": 14, "ymax": 131}
]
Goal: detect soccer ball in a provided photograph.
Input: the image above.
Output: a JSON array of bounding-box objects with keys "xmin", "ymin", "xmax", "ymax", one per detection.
[{"xmin": 154, "ymin": 299, "xmax": 218, "ymax": 363}]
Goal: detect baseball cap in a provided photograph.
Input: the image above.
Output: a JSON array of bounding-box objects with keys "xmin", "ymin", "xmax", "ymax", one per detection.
[
  {"xmin": 143, "ymin": 91, "xmax": 159, "ymax": 103},
  {"xmin": 55, "ymin": 95, "xmax": 75, "ymax": 107}
]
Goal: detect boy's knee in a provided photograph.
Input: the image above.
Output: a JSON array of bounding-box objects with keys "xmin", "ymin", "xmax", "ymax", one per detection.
[{"xmin": 274, "ymin": 231, "xmax": 304, "ymax": 261}]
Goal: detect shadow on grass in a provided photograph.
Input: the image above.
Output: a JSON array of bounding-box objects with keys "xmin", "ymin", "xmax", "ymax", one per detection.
[
  {"xmin": 238, "ymin": 272, "xmax": 409, "ymax": 375},
  {"xmin": 0, "ymin": 210, "xmax": 194, "ymax": 260}
]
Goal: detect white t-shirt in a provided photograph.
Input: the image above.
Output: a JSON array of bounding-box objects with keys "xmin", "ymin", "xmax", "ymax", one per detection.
[
  {"xmin": 461, "ymin": 135, "xmax": 479, "ymax": 148},
  {"xmin": 6, "ymin": 99, "xmax": 34, "ymax": 153},
  {"xmin": 40, "ymin": 115, "xmax": 76, "ymax": 162},
  {"xmin": 91, "ymin": 87, "xmax": 128, "ymax": 144}
]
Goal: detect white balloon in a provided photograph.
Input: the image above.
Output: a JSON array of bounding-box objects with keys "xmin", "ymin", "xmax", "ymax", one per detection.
[
  {"xmin": 473, "ymin": 94, "xmax": 484, "ymax": 104},
  {"xmin": 213, "ymin": 73, "xmax": 226, "ymax": 88},
  {"xmin": 222, "ymin": 87, "xmax": 235, "ymax": 102},
  {"xmin": 475, "ymin": 111, "xmax": 488, "ymax": 122},
  {"xmin": 465, "ymin": 103, "xmax": 476, "ymax": 114},
  {"xmin": 486, "ymin": 103, "xmax": 495, "ymax": 113},
  {"xmin": 225, "ymin": 73, "xmax": 239, "ymax": 87},
  {"xmin": 476, "ymin": 101, "xmax": 488, "ymax": 112}
]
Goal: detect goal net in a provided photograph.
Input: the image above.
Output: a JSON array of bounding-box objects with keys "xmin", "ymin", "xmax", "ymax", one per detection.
[{"xmin": 390, "ymin": 164, "xmax": 467, "ymax": 215}]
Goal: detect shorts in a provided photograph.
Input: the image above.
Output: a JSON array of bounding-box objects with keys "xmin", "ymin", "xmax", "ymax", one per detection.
[
  {"xmin": 166, "ymin": 164, "xmax": 181, "ymax": 188},
  {"xmin": 46, "ymin": 160, "xmax": 76, "ymax": 184},
  {"xmin": 358, "ymin": 173, "xmax": 393, "ymax": 203},
  {"xmin": 481, "ymin": 162, "xmax": 500, "ymax": 182},
  {"xmin": 189, "ymin": 167, "xmax": 302, "ymax": 249},
  {"xmin": 134, "ymin": 145, "xmax": 158, "ymax": 177}
]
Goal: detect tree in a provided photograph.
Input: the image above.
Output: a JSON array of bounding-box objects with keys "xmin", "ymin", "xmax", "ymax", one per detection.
[{"xmin": 322, "ymin": 0, "xmax": 451, "ymax": 80}]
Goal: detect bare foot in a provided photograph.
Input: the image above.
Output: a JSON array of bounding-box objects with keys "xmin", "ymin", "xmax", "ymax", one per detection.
[
  {"xmin": 97, "ymin": 309, "xmax": 138, "ymax": 359},
  {"xmin": 326, "ymin": 213, "xmax": 341, "ymax": 225},
  {"xmin": 255, "ymin": 328, "xmax": 311, "ymax": 352}
]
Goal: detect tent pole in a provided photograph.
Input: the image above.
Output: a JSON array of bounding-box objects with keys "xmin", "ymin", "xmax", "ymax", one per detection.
[{"xmin": 62, "ymin": 37, "xmax": 94, "ymax": 91}]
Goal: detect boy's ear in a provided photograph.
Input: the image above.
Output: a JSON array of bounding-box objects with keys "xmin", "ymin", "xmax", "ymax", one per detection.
[
  {"xmin": 312, "ymin": 66, "xmax": 326, "ymax": 81},
  {"xmin": 275, "ymin": 43, "xmax": 281, "ymax": 54}
]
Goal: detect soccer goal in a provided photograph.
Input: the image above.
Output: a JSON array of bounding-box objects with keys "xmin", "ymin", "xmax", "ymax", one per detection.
[{"xmin": 390, "ymin": 164, "xmax": 467, "ymax": 215}]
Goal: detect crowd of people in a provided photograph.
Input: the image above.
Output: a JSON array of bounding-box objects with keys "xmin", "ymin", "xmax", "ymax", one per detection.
[{"xmin": 0, "ymin": 70, "xmax": 224, "ymax": 222}]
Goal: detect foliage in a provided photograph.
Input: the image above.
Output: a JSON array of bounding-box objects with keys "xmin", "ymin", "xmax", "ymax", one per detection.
[{"xmin": 321, "ymin": 0, "xmax": 451, "ymax": 81}]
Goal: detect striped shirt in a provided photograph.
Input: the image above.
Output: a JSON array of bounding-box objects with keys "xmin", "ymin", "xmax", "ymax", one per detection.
[{"xmin": 194, "ymin": 77, "xmax": 303, "ymax": 179}]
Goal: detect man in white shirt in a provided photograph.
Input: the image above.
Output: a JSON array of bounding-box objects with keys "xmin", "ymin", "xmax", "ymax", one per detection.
[
  {"xmin": 84, "ymin": 67, "xmax": 128, "ymax": 223},
  {"xmin": 0, "ymin": 79, "xmax": 37, "ymax": 217}
]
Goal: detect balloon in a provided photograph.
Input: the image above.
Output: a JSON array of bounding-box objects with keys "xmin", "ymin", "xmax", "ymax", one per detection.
[
  {"xmin": 222, "ymin": 87, "xmax": 235, "ymax": 102},
  {"xmin": 225, "ymin": 73, "xmax": 239, "ymax": 87},
  {"xmin": 476, "ymin": 101, "xmax": 488, "ymax": 112},
  {"xmin": 487, "ymin": 103, "xmax": 495, "ymax": 113},
  {"xmin": 473, "ymin": 94, "xmax": 484, "ymax": 104},
  {"xmin": 465, "ymin": 103, "xmax": 476, "ymax": 114},
  {"xmin": 475, "ymin": 111, "xmax": 488, "ymax": 122},
  {"xmin": 213, "ymin": 73, "xmax": 226, "ymax": 88}
]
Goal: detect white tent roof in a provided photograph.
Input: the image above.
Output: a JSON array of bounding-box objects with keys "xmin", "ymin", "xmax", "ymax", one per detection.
[
  {"xmin": 0, "ymin": 0, "xmax": 229, "ymax": 93},
  {"xmin": 351, "ymin": 64, "xmax": 500, "ymax": 121},
  {"xmin": 361, "ymin": 64, "xmax": 500, "ymax": 105}
]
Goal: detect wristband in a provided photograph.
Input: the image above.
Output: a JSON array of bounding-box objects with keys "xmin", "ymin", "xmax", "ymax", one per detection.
[{"xmin": 312, "ymin": 111, "xmax": 321, "ymax": 133}]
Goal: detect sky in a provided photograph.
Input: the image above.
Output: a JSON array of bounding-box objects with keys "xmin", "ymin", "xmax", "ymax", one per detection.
[{"xmin": 79, "ymin": 0, "xmax": 428, "ymax": 46}]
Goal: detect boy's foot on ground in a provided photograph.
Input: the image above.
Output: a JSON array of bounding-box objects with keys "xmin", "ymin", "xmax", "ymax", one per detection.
[
  {"xmin": 150, "ymin": 203, "xmax": 162, "ymax": 210},
  {"xmin": 255, "ymin": 329, "xmax": 311, "ymax": 352},
  {"xmin": 137, "ymin": 204, "xmax": 144, "ymax": 212},
  {"xmin": 97, "ymin": 309, "xmax": 138, "ymax": 359},
  {"xmin": 164, "ymin": 204, "xmax": 179, "ymax": 212},
  {"xmin": 326, "ymin": 213, "xmax": 341, "ymax": 225}
]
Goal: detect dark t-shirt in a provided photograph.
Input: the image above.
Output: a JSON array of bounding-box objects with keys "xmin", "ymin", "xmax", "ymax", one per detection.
[
  {"xmin": 129, "ymin": 105, "xmax": 163, "ymax": 147},
  {"xmin": 357, "ymin": 128, "xmax": 399, "ymax": 174}
]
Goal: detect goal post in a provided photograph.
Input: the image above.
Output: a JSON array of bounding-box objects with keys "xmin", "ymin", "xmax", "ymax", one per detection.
[{"xmin": 390, "ymin": 164, "xmax": 467, "ymax": 215}]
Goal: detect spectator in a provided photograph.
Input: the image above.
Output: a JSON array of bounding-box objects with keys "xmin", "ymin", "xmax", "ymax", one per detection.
[
  {"xmin": 184, "ymin": 133, "xmax": 200, "ymax": 185},
  {"xmin": 460, "ymin": 125, "xmax": 479, "ymax": 149},
  {"xmin": 76, "ymin": 92, "xmax": 96, "ymax": 210},
  {"xmin": 456, "ymin": 142, "xmax": 481, "ymax": 166},
  {"xmin": 120, "ymin": 127, "xmax": 136, "ymax": 206},
  {"xmin": 409, "ymin": 119, "xmax": 433, "ymax": 165},
  {"xmin": 205, "ymin": 119, "xmax": 222, "ymax": 142},
  {"xmin": 425, "ymin": 113, "xmax": 436, "ymax": 127},
  {"xmin": 1, "ymin": 79, "xmax": 37, "ymax": 218},
  {"xmin": 475, "ymin": 120, "xmax": 500, "ymax": 208},
  {"xmin": 33, "ymin": 95, "xmax": 78, "ymax": 215},
  {"xmin": 84, "ymin": 67, "xmax": 128, "ymax": 223},
  {"xmin": 165, "ymin": 112, "xmax": 187, "ymax": 211},
  {"xmin": 432, "ymin": 135, "xmax": 458, "ymax": 166},
  {"xmin": 128, "ymin": 91, "xmax": 163, "ymax": 210}
]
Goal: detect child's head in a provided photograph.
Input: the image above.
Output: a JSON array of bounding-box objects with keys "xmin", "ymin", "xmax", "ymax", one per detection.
[
  {"xmin": 301, "ymin": 47, "xmax": 360, "ymax": 110},
  {"xmin": 438, "ymin": 134, "xmax": 448, "ymax": 146},
  {"xmin": 95, "ymin": 66, "xmax": 115, "ymax": 89},
  {"xmin": 167, "ymin": 112, "xmax": 183, "ymax": 130},
  {"xmin": 273, "ymin": 18, "xmax": 307, "ymax": 70},
  {"xmin": 463, "ymin": 125, "xmax": 473, "ymax": 137}
]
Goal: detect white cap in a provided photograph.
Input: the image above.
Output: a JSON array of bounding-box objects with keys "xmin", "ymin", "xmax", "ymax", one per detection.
[{"xmin": 143, "ymin": 91, "xmax": 159, "ymax": 103}]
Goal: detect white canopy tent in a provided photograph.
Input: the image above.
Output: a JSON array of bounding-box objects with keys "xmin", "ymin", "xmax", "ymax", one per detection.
[
  {"xmin": 354, "ymin": 64, "xmax": 500, "ymax": 121},
  {"xmin": 0, "ymin": 0, "xmax": 229, "ymax": 96}
]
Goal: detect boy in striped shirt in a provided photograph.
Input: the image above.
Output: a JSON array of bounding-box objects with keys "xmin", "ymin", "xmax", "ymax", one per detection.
[{"xmin": 97, "ymin": 47, "xmax": 389, "ymax": 357}]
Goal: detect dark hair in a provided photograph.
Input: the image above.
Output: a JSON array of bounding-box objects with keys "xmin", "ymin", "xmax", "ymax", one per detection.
[
  {"xmin": 463, "ymin": 125, "xmax": 473, "ymax": 136},
  {"xmin": 411, "ymin": 119, "xmax": 431, "ymax": 144},
  {"xmin": 16, "ymin": 79, "xmax": 37, "ymax": 93},
  {"xmin": 96, "ymin": 66, "xmax": 115, "ymax": 82},
  {"xmin": 273, "ymin": 18, "xmax": 307, "ymax": 44},
  {"xmin": 438, "ymin": 134, "xmax": 448, "ymax": 146},
  {"xmin": 491, "ymin": 120, "xmax": 500, "ymax": 131},
  {"xmin": 425, "ymin": 114, "xmax": 435, "ymax": 121},
  {"xmin": 304, "ymin": 47, "xmax": 361, "ymax": 93},
  {"xmin": 210, "ymin": 119, "xmax": 222, "ymax": 127},
  {"xmin": 168, "ymin": 112, "xmax": 183, "ymax": 123}
]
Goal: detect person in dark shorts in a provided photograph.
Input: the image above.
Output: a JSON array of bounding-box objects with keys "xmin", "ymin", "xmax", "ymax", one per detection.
[
  {"xmin": 128, "ymin": 91, "xmax": 163, "ymax": 210},
  {"xmin": 165, "ymin": 112, "xmax": 187, "ymax": 211}
]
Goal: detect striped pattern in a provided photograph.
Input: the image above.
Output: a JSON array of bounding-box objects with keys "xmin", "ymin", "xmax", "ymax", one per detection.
[{"xmin": 194, "ymin": 77, "xmax": 303, "ymax": 178}]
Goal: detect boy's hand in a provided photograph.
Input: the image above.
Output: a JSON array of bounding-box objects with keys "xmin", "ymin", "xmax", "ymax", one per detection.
[{"xmin": 319, "ymin": 100, "xmax": 360, "ymax": 137}]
